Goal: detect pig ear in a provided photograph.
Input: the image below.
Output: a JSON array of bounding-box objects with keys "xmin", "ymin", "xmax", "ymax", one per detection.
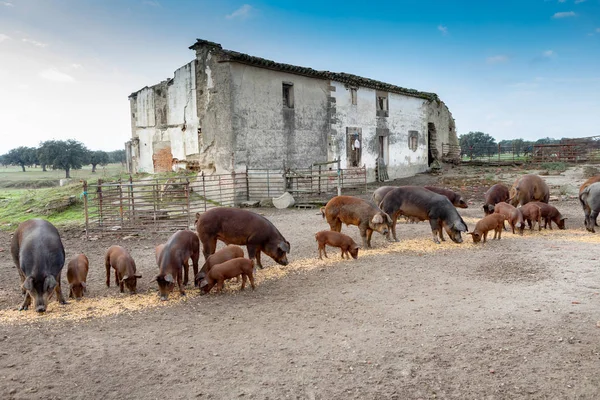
[
  {"xmin": 200, "ymin": 279, "xmax": 209, "ymax": 288},
  {"xmin": 279, "ymin": 241, "xmax": 290, "ymax": 254},
  {"xmin": 165, "ymin": 274, "xmax": 174, "ymax": 283},
  {"xmin": 81, "ymin": 282, "xmax": 87, "ymax": 288},
  {"xmin": 385, "ymin": 214, "xmax": 393, "ymax": 224},
  {"xmin": 134, "ymin": 273, "xmax": 142, "ymax": 278},
  {"xmin": 466, "ymin": 232, "xmax": 474, "ymax": 236},
  {"xmin": 195, "ymin": 272, "xmax": 206, "ymax": 281},
  {"xmin": 454, "ymin": 222, "xmax": 467, "ymax": 232},
  {"xmin": 121, "ymin": 275, "xmax": 129, "ymax": 281},
  {"xmin": 43, "ymin": 275, "xmax": 57, "ymax": 292},
  {"xmin": 372, "ymin": 214, "xmax": 384, "ymax": 224},
  {"xmin": 23, "ymin": 276, "xmax": 34, "ymax": 292},
  {"xmin": 149, "ymin": 275, "xmax": 158, "ymax": 283}
]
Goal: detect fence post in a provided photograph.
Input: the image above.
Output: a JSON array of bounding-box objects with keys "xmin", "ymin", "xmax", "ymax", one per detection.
[
  {"xmin": 267, "ymin": 169, "xmax": 270, "ymax": 197},
  {"xmin": 83, "ymin": 180, "xmax": 89, "ymax": 239},
  {"xmin": 202, "ymin": 171, "xmax": 207, "ymax": 212},
  {"xmin": 129, "ymin": 175, "xmax": 134, "ymax": 221},
  {"xmin": 97, "ymin": 179, "xmax": 103, "ymax": 228},
  {"xmin": 185, "ymin": 178, "xmax": 191, "ymax": 228},
  {"xmin": 363, "ymin": 164, "xmax": 367, "ymax": 194},
  {"xmin": 337, "ymin": 159, "xmax": 341, "ymax": 197},
  {"xmin": 245, "ymin": 165, "xmax": 250, "ymax": 201},
  {"xmin": 318, "ymin": 165, "xmax": 322, "ymax": 194},
  {"xmin": 498, "ymin": 144, "xmax": 501, "ymax": 163},
  {"xmin": 118, "ymin": 178, "xmax": 124, "ymax": 226}
]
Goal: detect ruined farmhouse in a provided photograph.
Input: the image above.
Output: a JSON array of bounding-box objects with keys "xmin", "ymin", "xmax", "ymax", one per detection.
[{"xmin": 126, "ymin": 39, "xmax": 459, "ymax": 181}]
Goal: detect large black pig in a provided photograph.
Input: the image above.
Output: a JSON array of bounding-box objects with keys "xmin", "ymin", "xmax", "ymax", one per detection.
[
  {"xmin": 196, "ymin": 208, "xmax": 290, "ymax": 269},
  {"xmin": 10, "ymin": 219, "xmax": 67, "ymax": 312},
  {"xmin": 379, "ymin": 186, "xmax": 468, "ymax": 243}
]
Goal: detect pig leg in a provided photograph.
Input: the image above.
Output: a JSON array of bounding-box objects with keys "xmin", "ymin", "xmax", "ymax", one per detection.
[
  {"xmin": 429, "ymin": 220, "xmax": 441, "ymax": 244},
  {"xmin": 247, "ymin": 245, "xmax": 263, "ymax": 269},
  {"xmin": 322, "ymin": 244, "xmax": 328, "ymax": 259},
  {"xmin": 19, "ymin": 293, "xmax": 32, "ymax": 311},
  {"xmin": 105, "ymin": 261, "xmax": 111, "ymax": 287},
  {"xmin": 202, "ymin": 238, "xmax": 217, "ymax": 261},
  {"xmin": 191, "ymin": 251, "xmax": 200, "ymax": 287},
  {"xmin": 182, "ymin": 260, "xmax": 189, "ymax": 286},
  {"xmin": 216, "ymin": 278, "xmax": 225, "ymax": 293},
  {"xmin": 177, "ymin": 269, "xmax": 185, "ymax": 297},
  {"xmin": 69, "ymin": 286, "xmax": 73, "ymax": 299},
  {"xmin": 55, "ymin": 278, "xmax": 66, "ymax": 305},
  {"xmin": 483, "ymin": 231, "xmax": 488, "ymax": 243},
  {"xmin": 328, "ymin": 218, "xmax": 342, "ymax": 232},
  {"xmin": 365, "ymin": 228, "xmax": 374, "ymax": 248},
  {"xmin": 240, "ymin": 274, "xmax": 247, "ymax": 290},
  {"xmin": 391, "ymin": 219, "xmax": 399, "ymax": 242},
  {"xmin": 248, "ymin": 271, "xmax": 256, "ymax": 290},
  {"xmin": 317, "ymin": 244, "xmax": 326, "ymax": 260},
  {"xmin": 537, "ymin": 216, "xmax": 541, "ymax": 231},
  {"xmin": 587, "ymin": 210, "xmax": 598, "ymax": 232},
  {"xmin": 341, "ymin": 249, "xmax": 346, "ymax": 259}
]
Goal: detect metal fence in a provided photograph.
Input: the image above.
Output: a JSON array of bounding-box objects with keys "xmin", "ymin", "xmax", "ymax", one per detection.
[{"xmin": 84, "ymin": 164, "xmax": 367, "ymax": 235}]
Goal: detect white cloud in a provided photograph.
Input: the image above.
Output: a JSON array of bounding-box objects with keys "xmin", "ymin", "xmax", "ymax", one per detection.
[
  {"xmin": 39, "ymin": 68, "xmax": 76, "ymax": 83},
  {"xmin": 437, "ymin": 25, "xmax": 448, "ymax": 35},
  {"xmin": 543, "ymin": 50, "xmax": 555, "ymax": 57},
  {"xmin": 22, "ymin": 38, "xmax": 47, "ymax": 47},
  {"xmin": 0, "ymin": 33, "xmax": 10, "ymax": 42},
  {"xmin": 552, "ymin": 11, "xmax": 576, "ymax": 18},
  {"xmin": 558, "ymin": 0, "xmax": 566, "ymax": 3},
  {"xmin": 70, "ymin": 63, "xmax": 83, "ymax": 69},
  {"xmin": 1, "ymin": 2, "xmax": 14, "ymax": 6},
  {"xmin": 226, "ymin": 4, "xmax": 253, "ymax": 20},
  {"xmin": 142, "ymin": 1, "xmax": 160, "ymax": 6},
  {"xmin": 575, "ymin": 0, "xmax": 586, "ymax": 4},
  {"xmin": 486, "ymin": 55, "xmax": 509, "ymax": 64},
  {"xmin": 596, "ymin": 28, "xmax": 600, "ymax": 33}
]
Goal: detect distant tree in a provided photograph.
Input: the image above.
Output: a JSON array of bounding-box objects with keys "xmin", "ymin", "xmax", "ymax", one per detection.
[
  {"xmin": 90, "ymin": 150, "xmax": 110, "ymax": 173},
  {"xmin": 2, "ymin": 146, "xmax": 38, "ymax": 172},
  {"xmin": 108, "ymin": 149, "xmax": 126, "ymax": 165},
  {"xmin": 459, "ymin": 131, "xmax": 497, "ymax": 157},
  {"xmin": 38, "ymin": 140, "xmax": 62, "ymax": 172},
  {"xmin": 44, "ymin": 139, "xmax": 90, "ymax": 178},
  {"xmin": 535, "ymin": 137, "xmax": 560, "ymax": 145}
]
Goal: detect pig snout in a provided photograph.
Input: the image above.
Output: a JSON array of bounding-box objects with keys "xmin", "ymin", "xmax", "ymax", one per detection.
[{"xmin": 276, "ymin": 255, "xmax": 289, "ymax": 266}]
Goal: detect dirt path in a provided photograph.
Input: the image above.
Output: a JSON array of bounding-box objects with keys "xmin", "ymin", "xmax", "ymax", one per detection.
[{"xmin": 1, "ymin": 167, "xmax": 600, "ymax": 399}]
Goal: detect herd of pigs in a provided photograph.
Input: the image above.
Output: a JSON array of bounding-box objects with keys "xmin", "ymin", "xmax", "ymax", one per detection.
[{"xmin": 9, "ymin": 173, "xmax": 600, "ymax": 314}]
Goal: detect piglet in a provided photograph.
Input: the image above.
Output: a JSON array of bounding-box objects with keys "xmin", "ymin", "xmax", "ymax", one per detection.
[
  {"xmin": 315, "ymin": 230, "xmax": 360, "ymax": 260},
  {"xmin": 194, "ymin": 244, "xmax": 244, "ymax": 286},
  {"xmin": 105, "ymin": 245, "xmax": 141, "ymax": 295},
  {"xmin": 67, "ymin": 254, "xmax": 89, "ymax": 300},
  {"xmin": 493, "ymin": 202, "xmax": 523, "ymax": 234},
  {"xmin": 519, "ymin": 203, "xmax": 543, "ymax": 232},
  {"xmin": 199, "ymin": 258, "xmax": 255, "ymax": 294},
  {"xmin": 468, "ymin": 214, "xmax": 506, "ymax": 243}
]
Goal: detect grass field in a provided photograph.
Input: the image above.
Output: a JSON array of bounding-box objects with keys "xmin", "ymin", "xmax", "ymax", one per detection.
[
  {"xmin": 0, "ymin": 163, "xmax": 128, "ymax": 188},
  {"xmin": 0, "ymin": 163, "xmax": 129, "ymax": 230}
]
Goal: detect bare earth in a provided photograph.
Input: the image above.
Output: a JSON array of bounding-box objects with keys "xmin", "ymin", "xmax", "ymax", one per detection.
[{"xmin": 1, "ymin": 166, "xmax": 600, "ymax": 400}]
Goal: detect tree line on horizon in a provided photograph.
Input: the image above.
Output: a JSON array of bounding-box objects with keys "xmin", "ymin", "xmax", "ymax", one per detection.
[
  {"xmin": 0, "ymin": 140, "xmax": 126, "ymax": 178},
  {"xmin": 458, "ymin": 131, "xmax": 562, "ymax": 158}
]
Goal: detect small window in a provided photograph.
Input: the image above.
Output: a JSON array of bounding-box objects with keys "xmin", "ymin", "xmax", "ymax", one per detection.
[
  {"xmin": 376, "ymin": 91, "xmax": 389, "ymax": 117},
  {"xmin": 350, "ymin": 88, "xmax": 357, "ymax": 105},
  {"xmin": 283, "ymin": 82, "xmax": 294, "ymax": 108},
  {"xmin": 408, "ymin": 131, "xmax": 419, "ymax": 151}
]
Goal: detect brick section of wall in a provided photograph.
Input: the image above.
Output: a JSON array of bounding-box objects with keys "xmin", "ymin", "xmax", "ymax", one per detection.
[{"xmin": 153, "ymin": 147, "xmax": 174, "ymax": 172}]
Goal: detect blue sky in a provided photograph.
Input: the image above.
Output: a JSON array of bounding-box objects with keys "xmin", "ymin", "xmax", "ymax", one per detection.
[{"xmin": 0, "ymin": 0, "xmax": 599, "ymax": 154}]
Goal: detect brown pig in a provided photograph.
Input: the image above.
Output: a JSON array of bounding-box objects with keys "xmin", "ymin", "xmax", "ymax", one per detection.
[
  {"xmin": 194, "ymin": 244, "xmax": 244, "ymax": 285},
  {"xmin": 518, "ymin": 203, "xmax": 543, "ymax": 232},
  {"xmin": 199, "ymin": 258, "xmax": 255, "ymax": 294},
  {"xmin": 528, "ymin": 201, "xmax": 566, "ymax": 230},
  {"xmin": 152, "ymin": 230, "xmax": 200, "ymax": 301},
  {"xmin": 322, "ymin": 196, "xmax": 392, "ymax": 248},
  {"xmin": 493, "ymin": 202, "xmax": 524, "ymax": 234},
  {"xmin": 196, "ymin": 208, "xmax": 290, "ymax": 269},
  {"xmin": 423, "ymin": 186, "xmax": 468, "ymax": 208},
  {"xmin": 468, "ymin": 214, "xmax": 506, "ymax": 243},
  {"xmin": 105, "ymin": 245, "xmax": 141, "ymax": 295},
  {"xmin": 509, "ymin": 174, "xmax": 549, "ymax": 206},
  {"xmin": 483, "ymin": 183, "xmax": 510, "ymax": 215},
  {"xmin": 67, "ymin": 254, "xmax": 89, "ymax": 300},
  {"xmin": 314, "ymin": 230, "xmax": 360, "ymax": 260}
]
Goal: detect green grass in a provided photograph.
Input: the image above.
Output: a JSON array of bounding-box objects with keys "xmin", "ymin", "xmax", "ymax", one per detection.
[
  {"xmin": 540, "ymin": 162, "xmax": 567, "ymax": 171},
  {"xmin": 0, "ymin": 185, "xmax": 87, "ymax": 230},
  {"xmin": 0, "ymin": 163, "xmax": 129, "ymax": 188}
]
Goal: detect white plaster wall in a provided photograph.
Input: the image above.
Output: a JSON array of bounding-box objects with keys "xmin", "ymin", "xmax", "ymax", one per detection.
[
  {"xmin": 331, "ymin": 81, "xmax": 428, "ymax": 180},
  {"xmin": 136, "ymin": 128, "xmax": 155, "ymax": 173},
  {"xmin": 229, "ymin": 64, "xmax": 329, "ymax": 169},
  {"xmin": 136, "ymin": 88, "xmax": 155, "ymax": 128},
  {"xmin": 167, "ymin": 61, "xmax": 200, "ymax": 157}
]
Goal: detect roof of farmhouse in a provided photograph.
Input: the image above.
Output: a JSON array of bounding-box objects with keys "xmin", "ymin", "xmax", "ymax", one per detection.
[
  {"xmin": 129, "ymin": 39, "xmax": 440, "ymax": 102},
  {"xmin": 190, "ymin": 39, "xmax": 440, "ymax": 102}
]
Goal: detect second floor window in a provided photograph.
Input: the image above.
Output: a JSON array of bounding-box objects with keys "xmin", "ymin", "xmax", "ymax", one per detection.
[{"xmin": 283, "ymin": 83, "xmax": 294, "ymax": 108}]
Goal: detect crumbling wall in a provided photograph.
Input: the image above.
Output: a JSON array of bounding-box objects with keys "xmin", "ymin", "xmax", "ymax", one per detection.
[
  {"xmin": 331, "ymin": 81, "xmax": 429, "ymax": 181},
  {"xmin": 228, "ymin": 64, "xmax": 329, "ymax": 170},
  {"xmin": 426, "ymin": 100, "xmax": 459, "ymax": 163}
]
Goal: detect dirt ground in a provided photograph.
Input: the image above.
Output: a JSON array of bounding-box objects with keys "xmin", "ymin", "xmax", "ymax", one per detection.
[{"xmin": 1, "ymin": 165, "xmax": 600, "ymax": 399}]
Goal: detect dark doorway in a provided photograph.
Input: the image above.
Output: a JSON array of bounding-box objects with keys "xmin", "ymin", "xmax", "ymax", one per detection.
[{"xmin": 427, "ymin": 123, "xmax": 437, "ymax": 166}]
